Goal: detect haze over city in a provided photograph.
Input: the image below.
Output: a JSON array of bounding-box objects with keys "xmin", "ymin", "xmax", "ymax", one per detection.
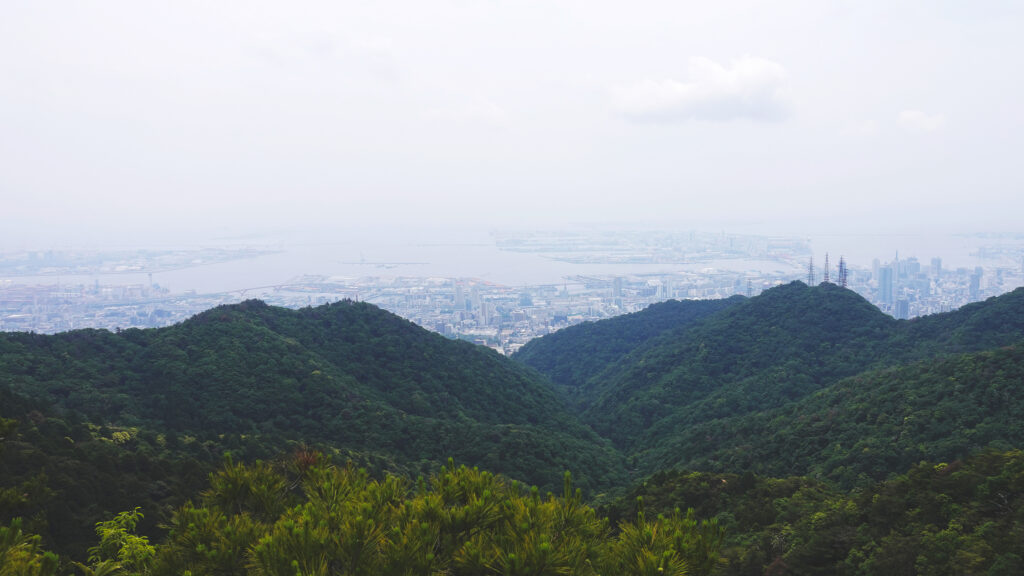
[
  {"xmin": 3, "ymin": 1, "xmax": 1023, "ymax": 249},
  {"xmin": 9, "ymin": 6, "xmax": 1024, "ymax": 573}
]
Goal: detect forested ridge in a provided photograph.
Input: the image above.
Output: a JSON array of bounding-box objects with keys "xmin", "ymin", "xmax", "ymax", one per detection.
[
  {"xmin": 0, "ymin": 299, "xmax": 624, "ymax": 561},
  {"xmin": 518, "ymin": 281, "xmax": 1024, "ymax": 480},
  {"xmin": 513, "ymin": 297, "xmax": 743, "ymax": 407},
  {"xmin": 0, "ymin": 299, "xmax": 624, "ymax": 492},
  {"xmin": 4, "ymin": 284, "xmax": 1024, "ymax": 574}
]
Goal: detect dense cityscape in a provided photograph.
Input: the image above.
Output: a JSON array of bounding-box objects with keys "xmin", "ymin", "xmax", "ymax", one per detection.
[{"xmin": 3, "ymin": 231, "xmax": 1023, "ymax": 355}]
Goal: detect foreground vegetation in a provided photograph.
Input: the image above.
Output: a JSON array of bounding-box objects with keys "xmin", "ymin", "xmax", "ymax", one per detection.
[
  {"xmin": 6, "ymin": 449, "xmax": 1024, "ymax": 575},
  {"xmin": 2, "ymin": 454, "xmax": 724, "ymax": 576},
  {"xmin": 608, "ymin": 449, "xmax": 1024, "ymax": 575}
]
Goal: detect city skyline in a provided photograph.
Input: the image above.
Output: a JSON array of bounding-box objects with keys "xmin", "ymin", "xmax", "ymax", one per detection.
[{"xmin": 5, "ymin": 229, "xmax": 1023, "ymax": 351}]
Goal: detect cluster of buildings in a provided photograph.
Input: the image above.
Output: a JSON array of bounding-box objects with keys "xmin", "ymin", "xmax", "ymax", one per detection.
[
  {"xmin": 351, "ymin": 270, "xmax": 791, "ymax": 354},
  {"xmin": 0, "ymin": 280, "xmax": 198, "ymax": 333},
  {"xmin": 3, "ymin": 237, "xmax": 1024, "ymax": 354},
  {"xmin": 834, "ymin": 254, "xmax": 1024, "ymax": 319}
]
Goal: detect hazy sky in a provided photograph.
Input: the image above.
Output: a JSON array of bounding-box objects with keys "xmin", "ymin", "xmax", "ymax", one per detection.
[{"xmin": 2, "ymin": 1, "xmax": 1022, "ymax": 247}]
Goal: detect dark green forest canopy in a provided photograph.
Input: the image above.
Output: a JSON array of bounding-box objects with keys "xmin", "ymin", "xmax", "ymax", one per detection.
[
  {"xmin": 1, "ymin": 299, "xmax": 625, "ymax": 492},
  {"xmin": 606, "ymin": 450, "xmax": 1024, "ymax": 576},
  {"xmin": 0, "ymin": 299, "xmax": 629, "ymax": 558},
  {"xmin": 7, "ymin": 449, "xmax": 1024, "ymax": 576},
  {"xmin": 6, "ymin": 283, "xmax": 1024, "ymax": 572},
  {"xmin": 640, "ymin": 342, "xmax": 1024, "ymax": 487},
  {"xmin": 2, "ymin": 455, "xmax": 727, "ymax": 576},
  {"xmin": 514, "ymin": 296, "xmax": 743, "ymax": 405},
  {"xmin": 518, "ymin": 282, "xmax": 1024, "ymax": 479}
]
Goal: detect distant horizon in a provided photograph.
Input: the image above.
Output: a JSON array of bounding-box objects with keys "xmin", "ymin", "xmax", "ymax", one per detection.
[
  {"xmin": 3, "ymin": 219, "xmax": 1021, "ymax": 250},
  {"xmin": 3, "ymin": 227, "xmax": 1019, "ymax": 294},
  {"xmin": 4, "ymin": 2, "xmax": 1023, "ymax": 253}
]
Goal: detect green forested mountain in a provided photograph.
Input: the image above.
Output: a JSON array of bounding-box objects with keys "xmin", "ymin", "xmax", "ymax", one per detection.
[
  {"xmin": 0, "ymin": 299, "xmax": 626, "ymax": 558},
  {"xmin": 1, "ymin": 300, "xmax": 624, "ymax": 493},
  {"xmin": 641, "ymin": 342, "xmax": 1024, "ymax": 487},
  {"xmin": 514, "ymin": 296, "xmax": 743, "ymax": 406},
  {"xmin": 580, "ymin": 283, "xmax": 904, "ymax": 450},
  {"xmin": 902, "ymin": 283, "xmax": 1024, "ymax": 352},
  {"xmin": 519, "ymin": 282, "xmax": 1024, "ymax": 480},
  {"xmin": 0, "ymin": 392, "xmax": 213, "ymax": 561},
  {"xmin": 6, "ymin": 284, "xmax": 1024, "ymax": 574}
]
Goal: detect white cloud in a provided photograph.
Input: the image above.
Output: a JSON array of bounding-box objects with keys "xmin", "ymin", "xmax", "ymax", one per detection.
[
  {"xmin": 611, "ymin": 56, "xmax": 792, "ymax": 123},
  {"xmin": 899, "ymin": 109, "xmax": 946, "ymax": 132}
]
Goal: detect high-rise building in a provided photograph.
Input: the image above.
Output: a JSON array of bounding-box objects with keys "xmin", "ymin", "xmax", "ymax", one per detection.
[
  {"xmin": 470, "ymin": 285, "xmax": 482, "ymax": 311},
  {"xmin": 895, "ymin": 298, "xmax": 909, "ymax": 320},
  {"xmin": 479, "ymin": 301, "xmax": 490, "ymax": 325},
  {"xmin": 454, "ymin": 284, "xmax": 466, "ymax": 311},
  {"xmin": 878, "ymin": 265, "xmax": 894, "ymax": 307},
  {"xmin": 969, "ymin": 269, "xmax": 982, "ymax": 301},
  {"xmin": 931, "ymin": 257, "xmax": 942, "ymax": 278},
  {"xmin": 905, "ymin": 257, "xmax": 921, "ymax": 277}
]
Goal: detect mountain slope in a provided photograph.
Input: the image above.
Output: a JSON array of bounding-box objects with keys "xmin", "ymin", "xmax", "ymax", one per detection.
[
  {"xmin": 518, "ymin": 282, "xmax": 1024, "ymax": 479},
  {"xmin": 901, "ymin": 286, "xmax": 1024, "ymax": 352},
  {"xmin": 640, "ymin": 341, "xmax": 1024, "ymax": 486},
  {"xmin": 580, "ymin": 282, "xmax": 901, "ymax": 449},
  {"xmin": 0, "ymin": 299, "xmax": 626, "ymax": 493},
  {"xmin": 513, "ymin": 296, "xmax": 743, "ymax": 405}
]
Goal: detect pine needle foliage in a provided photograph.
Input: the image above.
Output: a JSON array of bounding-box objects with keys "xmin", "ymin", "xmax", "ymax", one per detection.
[
  {"xmin": 0, "ymin": 518, "xmax": 59, "ymax": 576},
  {"xmin": 149, "ymin": 455, "xmax": 722, "ymax": 576}
]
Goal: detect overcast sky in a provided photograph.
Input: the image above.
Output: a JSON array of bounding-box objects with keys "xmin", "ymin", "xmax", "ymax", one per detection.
[{"xmin": 2, "ymin": 1, "xmax": 1022, "ymax": 247}]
